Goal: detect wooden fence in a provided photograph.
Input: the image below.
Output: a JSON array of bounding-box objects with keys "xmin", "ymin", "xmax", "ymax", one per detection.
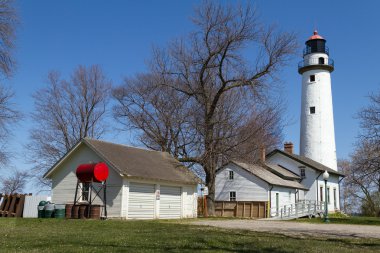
[
  {"xmin": 0, "ymin": 193, "xmax": 30, "ymax": 218},
  {"xmin": 198, "ymin": 198, "xmax": 267, "ymax": 218}
]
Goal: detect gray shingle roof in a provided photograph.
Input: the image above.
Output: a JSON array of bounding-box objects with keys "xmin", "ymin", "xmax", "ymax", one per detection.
[
  {"xmin": 266, "ymin": 149, "xmax": 345, "ymax": 176},
  {"xmin": 45, "ymin": 138, "xmax": 200, "ymax": 185},
  {"xmin": 265, "ymin": 163, "xmax": 301, "ymax": 180},
  {"xmin": 231, "ymin": 161, "xmax": 309, "ymax": 190}
]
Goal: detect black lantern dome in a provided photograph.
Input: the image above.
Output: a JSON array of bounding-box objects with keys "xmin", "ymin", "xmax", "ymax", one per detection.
[{"xmin": 303, "ymin": 30, "xmax": 329, "ymax": 56}]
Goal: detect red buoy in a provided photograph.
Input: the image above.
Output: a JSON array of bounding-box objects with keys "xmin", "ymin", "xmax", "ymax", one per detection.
[{"xmin": 76, "ymin": 162, "xmax": 109, "ymax": 183}]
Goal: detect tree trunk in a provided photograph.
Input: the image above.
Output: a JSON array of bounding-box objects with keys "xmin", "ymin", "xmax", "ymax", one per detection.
[{"xmin": 204, "ymin": 162, "xmax": 216, "ymax": 216}]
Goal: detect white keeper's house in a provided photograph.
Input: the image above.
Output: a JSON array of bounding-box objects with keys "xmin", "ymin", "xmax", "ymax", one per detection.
[
  {"xmin": 44, "ymin": 138, "xmax": 199, "ymax": 219},
  {"xmin": 216, "ymin": 31, "xmax": 345, "ymax": 217}
]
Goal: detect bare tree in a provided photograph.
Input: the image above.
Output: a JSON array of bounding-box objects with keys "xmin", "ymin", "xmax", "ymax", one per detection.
[
  {"xmin": 340, "ymin": 142, "xmax": 380, "ymax": 216},
  {"xmin": 28, "ymin": 65, "xmax": 112, "ymax": 185},
  {"xmin": 340, "ymin": 89, "xmax": 380, "ymax": 216},
  {"xmin": 114, "ymin": 1, "xmax": 296, "ymax": 214},
  {"xmin": 338, "ymin": 159, "xmax": 356, "ymax": 214},
  {"xmin": 114, "ymin": 73, "xmax": 196, "ymax": 158},
  {"xmin": 0, "ymin": 86, "xmax": 20, "ymax": 165},
  {"xmin": 1, "ymin": 170, "xmax": 30, "ymax": 194},
  {"xmin": 0, "ymin": 0, "xmax": 17, "ymax": 77},
  {"xmin": 0, "ymin": 0, "xmax": 19, "ymax": 167}
]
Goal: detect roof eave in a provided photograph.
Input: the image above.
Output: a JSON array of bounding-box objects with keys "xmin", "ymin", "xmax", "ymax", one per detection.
[
  {"xmin": 267, "ymin": 149, "xmax": 345, "ymax": 177},
  {"xmin": 124, "ymin": 175, "xmax": 200, "ymax": 185}
]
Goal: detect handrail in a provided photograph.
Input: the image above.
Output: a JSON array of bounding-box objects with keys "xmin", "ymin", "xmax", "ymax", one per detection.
[
  {"xmin": 298, "ymin": 58, "xmax": 334, "ymax": 69},
  {"xmin": 270, "ymin": 200, "xmax": 325, "ymax": 218}
]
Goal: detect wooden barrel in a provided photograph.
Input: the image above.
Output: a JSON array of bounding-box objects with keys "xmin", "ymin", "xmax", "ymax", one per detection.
[
  {"xmin": 89, "ymin": 205, "xmax": 101, "ymax": 219},
  {"xmin": 65, "ymin": 204, "xmax": 73, "ymax": 219},
  {"xmin": 72, "ymin": 205, "xmax": 80, "ymax": 219},
  {"xmin": 79, "ymin": 205, "xmax": 88, "ymax": 219}
]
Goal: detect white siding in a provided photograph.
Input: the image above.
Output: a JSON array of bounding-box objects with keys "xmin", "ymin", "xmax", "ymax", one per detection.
[
  {"xmin": 215, "ymin": 163, "xmax": 269, "ymax": 201},
  {"xmin": 270, "ymin": 186, "xmax": 297, "ymax": 216},
  {"xmin": 317, "ymin": 174, "xmax": 340, "ymax": 211},
  {"xmin": 49, "ymin": 144, "xmax": 123, "ymax": 218},
  {"xmin": 267, "ymin": 153, "xmax": 318, "ymax": 201},
  {"xmin": 268, "ymin": 152, "xmax": 342, "ymax": 211},
  {"xmin": 183, "ymin": 185, "xmax": 197, "ymax": 218}
]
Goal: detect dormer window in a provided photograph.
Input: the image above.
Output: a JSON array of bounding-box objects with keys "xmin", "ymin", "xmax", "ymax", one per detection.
[{"xmin": 300, "ymin": 168, "xmax": 306, "ymax": 179}]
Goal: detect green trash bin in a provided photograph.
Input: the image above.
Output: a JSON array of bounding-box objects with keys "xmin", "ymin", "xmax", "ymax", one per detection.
[
  {"xmin": 54, "ymin": 204, "xmax": 65, "ymax": 218},
  {"xmin": 44, "ymin": 203, "xmax": 55, "ymax": 218},
  {"xmin": 38, "ymin": 201, "xmax": 47, "ymax": 218}
]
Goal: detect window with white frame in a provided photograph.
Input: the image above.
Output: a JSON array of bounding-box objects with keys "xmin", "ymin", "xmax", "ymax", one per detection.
[
  {"xmin": 81, "ymin": 183, "xmax": 90, "ymax": 202},
  {"xmin": 229, "ymin": 170, "xmax": 234, "ymax": 180},
  {"xmin": 230, "ymin": 191, "xmax": 236, "ymax": 201}
]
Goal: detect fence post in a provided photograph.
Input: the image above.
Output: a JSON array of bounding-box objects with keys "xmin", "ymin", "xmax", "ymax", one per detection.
[
  {"xmin": 258, "ymin": 202, "xmax": 260, "ymax": 218},
  {"xmin": 204, "ymin": 196, "xmax": 208, "ymax": 218},
  {"xmin": 221, "ymin": 201, "xmax": 224, "ymax": 217}
]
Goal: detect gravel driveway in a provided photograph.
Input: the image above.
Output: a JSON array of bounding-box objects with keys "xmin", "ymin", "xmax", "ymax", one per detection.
[{"xmin": 192, "ymin": 219, "xmax": 380, "ymax": 239}]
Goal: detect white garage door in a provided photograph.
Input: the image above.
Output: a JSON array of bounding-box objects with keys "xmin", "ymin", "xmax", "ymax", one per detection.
[
  {"xmin": 159, "ymin": 185, "xmax": 182, "ymax": 219},
  {"xmin": 128, "ymin": 182, "xmax": 155, "ymax": 219}
]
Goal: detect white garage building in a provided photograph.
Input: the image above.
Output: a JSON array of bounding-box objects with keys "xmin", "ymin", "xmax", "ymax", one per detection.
[{"xmin": 43, "ymin": 138, "xmax": 199, "ymax": 219}]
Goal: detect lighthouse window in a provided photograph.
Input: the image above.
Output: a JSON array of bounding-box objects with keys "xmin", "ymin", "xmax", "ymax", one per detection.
[
  {"xmin": 319, "ymin": 57, "xmax": 325, "ymax": 64},
  {"xmin": 310, "ymin": 107, "xmax": 316, "ymax": 114},
  {"xmin": 309, "ymin": 75, "xmax": 315, "ymax": 82}
]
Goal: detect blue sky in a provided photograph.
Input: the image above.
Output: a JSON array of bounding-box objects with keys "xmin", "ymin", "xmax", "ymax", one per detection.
[{"xmin": 4, "ymin": 1, "xmax": 380, "ymax": 190}]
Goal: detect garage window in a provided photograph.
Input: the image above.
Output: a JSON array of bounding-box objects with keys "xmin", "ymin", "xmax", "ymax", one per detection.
[
  {"xmin": 81, "ymin": 183, "xmax": 90, "ymax": 201},
  {"xmin": 230, "ymin": 191, "xmax": 236, "ymax": 201}
]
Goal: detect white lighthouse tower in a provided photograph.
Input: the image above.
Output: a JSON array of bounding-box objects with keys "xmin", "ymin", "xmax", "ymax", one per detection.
[{"xmin": 299, "ymin": 31, "xmax": 337, "ymax": 171}]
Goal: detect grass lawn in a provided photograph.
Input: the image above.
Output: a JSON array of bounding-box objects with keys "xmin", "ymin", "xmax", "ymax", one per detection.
[
  {"xmin": 294, "ymin": 216, "xmax": 380, "ymax": 226},
  {"xmin": 0, "ymin": 218, "xmax": 379, "ymax": 253}
]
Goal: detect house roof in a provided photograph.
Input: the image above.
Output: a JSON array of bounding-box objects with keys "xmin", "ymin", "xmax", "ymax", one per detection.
[
  {"xmin": 266, "ymin": 149, "xmax": 345, "ymax": 176},
  {"xmin": 265, "ymin": 163, "xmax": 301, "ymax": 180},
  {"xmin": 229, "ymin": 161, "xmax": 309, "ymax": 190},
  {"xmin": 44, "ymin": 138, "xmax": 200, "ymax": 185}
]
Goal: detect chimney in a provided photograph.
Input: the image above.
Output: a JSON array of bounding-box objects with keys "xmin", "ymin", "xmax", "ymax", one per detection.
[
  {"xmin": 284, "ymin": 142, "xmax": 294, "ymax": 154},
  {"xmin": 260, "ymin": 146, "xmax": 266, "ymax": 163}
]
